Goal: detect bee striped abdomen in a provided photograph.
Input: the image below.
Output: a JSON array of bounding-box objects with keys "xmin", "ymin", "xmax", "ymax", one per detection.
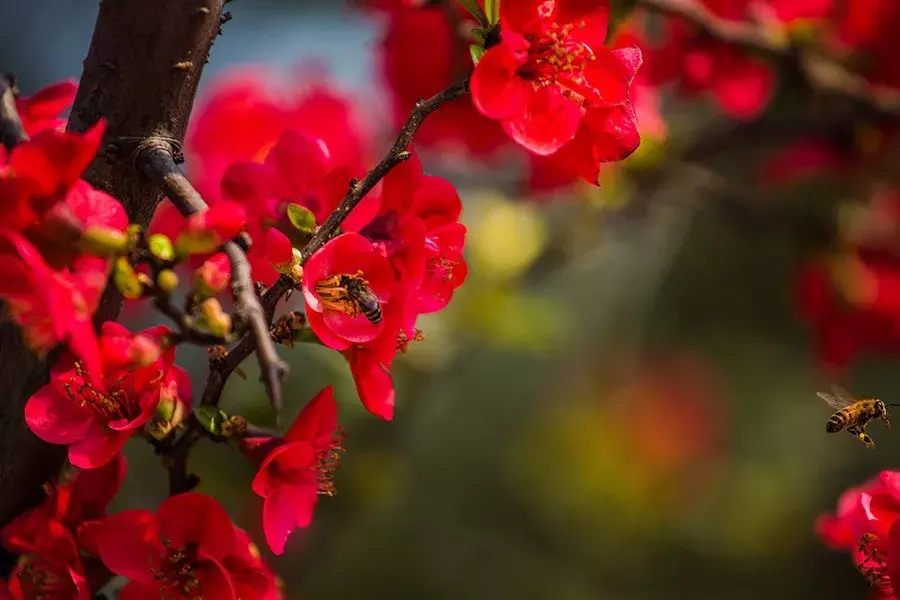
[
  {"xmin": 361, "ymin": 304, "xmax": 382, "ymax": 325},
  {"xmin": 827, "ymin": 410, "xmax": 851, "ymax": 432}
]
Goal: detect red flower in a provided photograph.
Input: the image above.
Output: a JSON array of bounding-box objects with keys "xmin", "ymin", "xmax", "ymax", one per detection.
[
  {"xmin": 185, "ymin": 68, "xmax": 368, "ymax": 207},
  {"xmin": 25, "ymin": 323, "xmax": 182, "ymax": 468},
  {"xmin": 0, "ymin": 230, "xmax": 104, "ymax": 377},
  {"xmin": 471, "ymin": 0, "xmax": 639, "ymax": 158},
  {"xmin": 818, "ymin": 471, "xmax": 900, "ymax": 595},
  {"xmin": 95, "ymin": 493, "xmax": 242, "ymax": 599},
  {"xmin": 15, "ymin": 80, "xmax": 78, "ymax": 135},
  {"xmin": 2, "ymin": 454, "xmax": 125, "ymax": 556},
  {"xmin": 6, "ymin": 522, "xmax": 90, "ymax": 600},
  {"xmin": 250, "ymin": 386, "xmax": 344, "ymax": 554},
  {"xmin": 302, "ymin": 233, "xmax": 395, "ymax": 351},
  {"xmin": 0, "ymin": 121, "xmax": 105, "ymax": 232}
]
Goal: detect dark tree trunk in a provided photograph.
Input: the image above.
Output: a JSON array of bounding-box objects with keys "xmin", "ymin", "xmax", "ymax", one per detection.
[{"xmin": 0, "ymin": 0, "xmax": 225, "ymax": 530}]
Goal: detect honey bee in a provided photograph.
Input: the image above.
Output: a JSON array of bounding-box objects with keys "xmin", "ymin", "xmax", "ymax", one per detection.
[
  {"xmin": 818, "ymin": 385, "xmax": 898, "ymax": 448},
  {"xmin": 270, "ymin": 311, "xmax": 306, "ymax": 348},
  {"xmin": 315, "ymin": 273, "xmax": 383, "ymax": 325}
]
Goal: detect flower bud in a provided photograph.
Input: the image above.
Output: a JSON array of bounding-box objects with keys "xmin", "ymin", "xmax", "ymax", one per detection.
[
  {"xmin": 197, "ymin": 298, "xmax": 232, "ymax": 338},
  {"xmin": 193, "ymin": 253, "xmax": 231, "ymax": 299},
  {"xmin": 266, "ymin": 228, "xmax": 295, "ymax": 274},
  {"xmin": 128, "ymin": 334, "xmax": 163, "ymax": 367},
  {"xmin": 113, "ymin": 257, "xmax": 143, "ymax": 299},
  {"xmin": 176, "ymin": 203, "xmax": 248, "ymax": 256},
  {"xmin": 157, "ymin": 269, "xmax": 179, "ymax": 294},
  {"xmin": 79, "ymin": 225, "xmax": 129, "ymax": 257},
  {"xmin": 148, "ymin": 233, "xmax": 175, "ymax": 262},
  {"xmin": 148, "ymin": 379, "xmax": 188, "ymax": 441}
]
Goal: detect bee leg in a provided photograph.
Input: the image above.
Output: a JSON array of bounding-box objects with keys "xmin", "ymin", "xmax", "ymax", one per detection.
[{"xmin": 849, "ymin": 426, "xmax": 876, "ymax": 448}]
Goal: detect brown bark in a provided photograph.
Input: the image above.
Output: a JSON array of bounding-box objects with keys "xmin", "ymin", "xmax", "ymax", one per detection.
[{"xmin": 0, "ymin": 0, "xmax": 226, "ymax": 528}]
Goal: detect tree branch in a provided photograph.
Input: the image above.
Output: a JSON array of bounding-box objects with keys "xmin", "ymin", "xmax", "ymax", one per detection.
[
  {"xmin": 152, "ymin": 75, "xmax": 471, "ymax": 495},
  {"xmin": 636, "ymin": 0, "xmax": 900, "ymax": 119},
  {"xmin": 0, "ymin": 75, "xmax": 27, "ymax": 152},
  {"xmin": 137, "ymin": 146, "xmax": 289, "ymax": 413},
  {"xmin": 0, "ymin": 0, "xmax": 226, "ymax": 532}
]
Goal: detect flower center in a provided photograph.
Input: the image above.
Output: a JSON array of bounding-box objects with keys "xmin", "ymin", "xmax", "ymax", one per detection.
[
  {"xmin": 16, "ymin": 557, "xmax": 77, "ymax": 600},
  {"xmin": 519, "ymin": 20, "xmax": 600, "ymax": 106},
  {"xmin": 152, "ymin": 541, "xmax": 203, "ymax": 600},
  {"xmin": 857, "ymin": 533, "xmax": 891, "ymax": 589},
  {"xmin": 397, "ymin": 329, "xmax": 425, "ymax": 354},
  {"xmin": 62, "ymin": 361, "xmax": 139, "ymax": 423},
  {"xmin": 316, "ymin": 429, "xmax": 345, "ymax": 497}
]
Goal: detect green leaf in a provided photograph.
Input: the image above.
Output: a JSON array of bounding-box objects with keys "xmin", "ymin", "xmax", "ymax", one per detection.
[
  {"xmin": 470, "ymin": 44, "xmax": 486, "ymax": 65},
  {"xmin": 471, "ymin": 27, "xmax": 487, "ymax": 44},
  {"xmin": 286, "ymin": 203, "xmax": 317, "ymax": 234},
  {"xmin": 484, "ymin": 0, "xmax": 500, "ymax": 25},
  {"xmin": 455, "ymin": 0, "xmax": 488, "ymax": 26}
]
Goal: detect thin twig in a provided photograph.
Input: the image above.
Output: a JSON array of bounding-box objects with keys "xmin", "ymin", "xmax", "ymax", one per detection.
[
  {"xmin": 0, "ymin": 75, "xmax": 27, "ymax": 152},
  {"xmin": 637, "ymin": 0, "xmax": 900, "ymax": 119},
  {"xmin": 302, "ymin": 75, "xmax": 470, "ymax": 260},
  {"xmin": 137, "ymin": 145, "xmax": 289, "ymax": 414}
]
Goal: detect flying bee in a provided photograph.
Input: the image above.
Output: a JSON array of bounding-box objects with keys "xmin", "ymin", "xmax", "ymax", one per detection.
[
  {"xmin": 270, "ymin": 311, "xmax": 306, "ymax": 348},
  {"xmin": 818, "ymin": 385, "xmax": 899, "ymax": 448},
  {"xmin": 315, "ymin": 273, "xmax": 383, "ymax": 325}
]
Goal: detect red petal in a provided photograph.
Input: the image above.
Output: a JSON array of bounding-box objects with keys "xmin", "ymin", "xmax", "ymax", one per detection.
[
  {"xmin": 67, "ymin": 425, "xmax": 129, "ymax": 469},
  {"xmin": 306, "ymin": 308, "xmax": 351, "ymax": 351},
  {"xmin": 95, "ymin": 509, "xmax": 163, "ymax": 583},
  {"xmin": 285, "ymin": 386, "xmax": 339, "ymax": 448},
  {"xmin": 9, "ymin": 121, "xmax": 105, "ymax": 199},
  {"xmin": 157, "ymin": 492, "xmax": 236, "ymax": 561},
  {"xmin": 24, "ymin": 382, "xmax": 93, "ymax": 444},
  {"xmin": 470, "ymin": 36, "xmax": 530, "ymax": 120},
  {"xmin": 264, "ymin": 129, "xmax": 332, "ymax": 201},
  {"xmin": 560, "ymin": 0, "xmax": 611, "ymax": 47},
  {"xmin": 265, "ymin": 228, "xmax": 294, "ymax": 268},
  {"xmin": 500, "ymin": 0, "xmax": 547, "ymax": 33},
  {"xmin": 252, "ymin": 442, "xmax": 315, "ymax": 498},
  {"xmin": 263, "ymin": 488, "xmax": 317, "ymax": 555},
  {"xmin": 194, "ymin": 558, "xmax": 238, "ymax": 600},
  {"xmin": 347, "ymin": 348, "xmax": 395, "ymax": 420},
  {"xmin": 502, "ymin": 86, "xmax": 582, "ymax": 156},
  {"xmin": 324, "ymin": 309, "xmax": 383, "ymax": 344},
  {"xmin": 118, "ymin": 581, "xmax": 164, "ymax": 600}
]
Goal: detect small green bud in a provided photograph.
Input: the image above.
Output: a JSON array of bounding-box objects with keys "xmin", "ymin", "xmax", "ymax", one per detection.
[
  {"xmin": 148, "ymin": 233, "xmax": 175, "ymax": 262},
  {"xmin": 197, "ymin": 298, "xmax": 232, "ymax": 338},
  {"xmin": 157, "ymin": 269, "xmax": 179, "ymax": 294},
  {"xmin": 113, "ymin": 257, "xmax": 143, "ymax": 300},
  {"xmin": 80, "ymin": 226, "xmax": 129, "ymax": 257}
]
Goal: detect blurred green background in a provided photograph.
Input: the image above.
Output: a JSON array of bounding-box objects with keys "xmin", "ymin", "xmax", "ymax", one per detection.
[{"xmin": 4, "ymin": 0, "xmax": 894, "ymax": 598}]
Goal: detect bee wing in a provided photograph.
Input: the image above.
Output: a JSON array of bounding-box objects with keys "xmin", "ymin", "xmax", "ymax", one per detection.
[{"xmin": 818, "ymin": 385, "xmax": 856, "ymax": 410}]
